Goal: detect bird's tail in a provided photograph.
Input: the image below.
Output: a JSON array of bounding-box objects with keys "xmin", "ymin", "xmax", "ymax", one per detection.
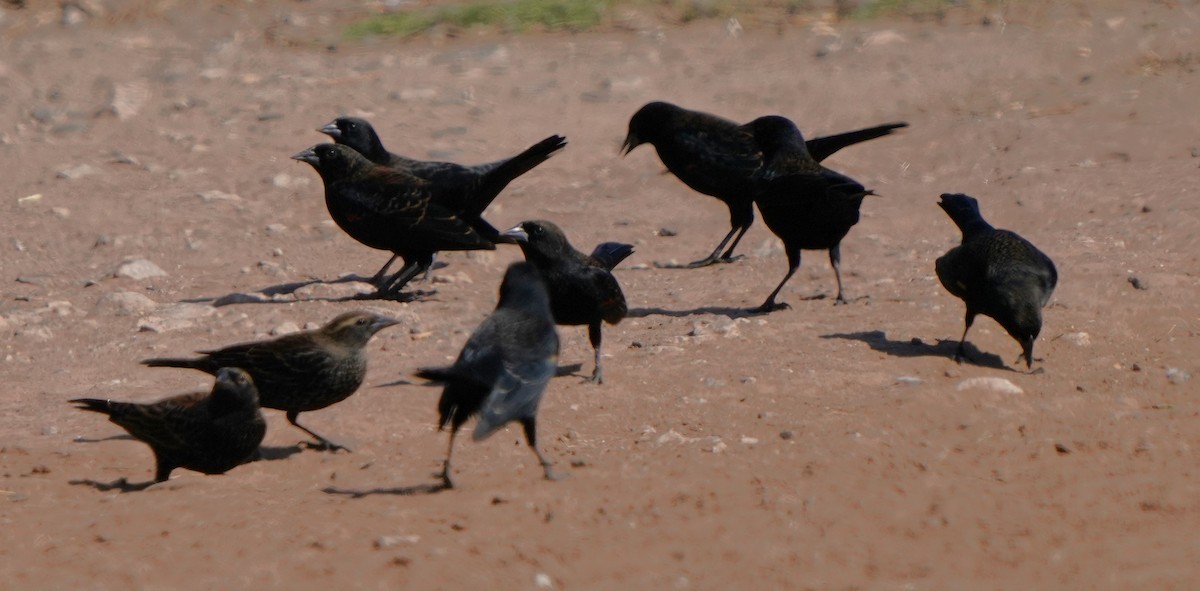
[
  {"xmin": 806, "ymin": 122, "xmax": 908, "ymax": 163},
  {"xmin": 414, "ymin": 366, "xmax": 457, "ymax": 383},
  {"xmin": 470, "ymin": 135, "xmax": 568, "ymax": 215},
  {"xmin": 589, "ymin": 242, "xmax": 636, "ymax": 271}
]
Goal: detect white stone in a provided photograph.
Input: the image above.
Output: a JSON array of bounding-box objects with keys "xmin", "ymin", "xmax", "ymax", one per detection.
[
  {"xmin": 956, "ymin": 377, "xmax": 1024, "ymax": 395},
  {"xmin": 114, "ymin": 258, "xmax": 167, "ymax": 280}
]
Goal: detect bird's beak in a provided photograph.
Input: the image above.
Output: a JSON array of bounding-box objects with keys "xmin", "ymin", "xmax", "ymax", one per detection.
[
  {"xmin": 214, "ymin": 367, "xmax": 246, "ymax": 389},
  {"xmin": 619, "ymin": 132, "xmax": 639, "ymax": 156},
  {"xmin": 318, "ymin": 122, "xmax": 341, "ymax": 139},
  {"xmin": 371, "ymin": 316, "xmax": 401, "ymax": 332},
  {"xmin": 291, "ymin": 147, "xmax": 318, "ymax": 165},
  {"xmin": 502, "ymin": 225, "xmax": 529, "ymax": 243}
]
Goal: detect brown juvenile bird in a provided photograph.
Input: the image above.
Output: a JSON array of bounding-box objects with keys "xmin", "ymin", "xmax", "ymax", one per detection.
[
  {"xmin": 142, "ymin": 311, "xmax": 398, "ymax": 451},
  {"xmin": 503, "ymin": 220, "xmax": 630, "ymax": 384},
  {"xmin": 292, "ymin": 143, "xmax": 496, "ymax": 297},
  {"xmin": 622, "ymin": 101, "xmax": 906, "ymax": 268},
  {"xmin": 935, "ymin": 193, "xmax": 1058, "ymax": 369},
  {"xmin": 319, "ymin": 117, "xmax": 567, "ymax": 285},
  {"xmin": 71, "ymin": 367, "xmax": 266, "ymax": 484},
  {"xmin": 746, "ymin": 115, "xmax": 875, "ymax": 313},
  {"xmin": 415, "ymin": 262, "xmax": 561, "ymax": 489}
]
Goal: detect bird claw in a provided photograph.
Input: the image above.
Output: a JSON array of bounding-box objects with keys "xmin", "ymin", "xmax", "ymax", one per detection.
[
  {"xmin": 583, "ymin": 371, "xmax": 604, "ymax": 385},
  {"xmin": 302, "ymin": 440, "xmax": 351, "ymax": 453},
  {"xmin": 751, "ymin": 301, "xmax": 790, "ymax": 314}
]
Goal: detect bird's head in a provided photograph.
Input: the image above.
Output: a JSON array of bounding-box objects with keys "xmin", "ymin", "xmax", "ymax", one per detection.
[
  {"xmin": 318, "ymin": 117, "xmax": 382, "ymax": 158},
  {"xmin": 321, "ymin": 311, "xmax": 400, "ymax": 348},
  {"xmin": 291, "ymin": 143, "xmax": 368, "ymax": 180},
  {"xmin": 503, "ymin": 220, "xmax": 573, "ymax": 261},
  {"xmin": 938, "ymin": 193, "xmax": 991, "ymax": 238},
  {"xmin": 621, "ymin": 101, "xmax": 676, "ymax": 156},
  {"xmin": 496, "ymin": 262, "xmax": 551, "ymax": 312},
  {"xmin": 1002, "ymin": 305, "xmax": 1043, "ymax": 370},
  {"xmin": 214, "ymin": 367, "xmax": 259, "ymax": 405}
]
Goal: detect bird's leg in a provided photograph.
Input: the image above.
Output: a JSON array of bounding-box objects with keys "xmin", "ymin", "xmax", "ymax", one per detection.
[
  {"xmin": 954, "ymin": 312, "xmax": 976, "ymax": 364},
  {"xmin": 378, "ymin": 261, "xmax": 423, "ymax": 297},
  {"xmin": 586, "ymin": 323, "xmax": 604, "ymax": 385},
  {"xmin": 288, "ymin": 410, "xmax": 350, "ymax": 453},
  {"xmin": 717, "ymin": 222, "xmax": 752, "ymax": 263},
  {"xmin": 153, "ymin": 451, "xmax": 175, "ymax": 483},
  {"xmin": 368, "ymin": 255, "xmax": 398, "ymax": 288},
  {"xmin": 440, "ymin": 428, "xmax": 459, "ymax": 489},
  {"xmin": 830, "ymin": 245, "xmax": 849, "ymax": 305},
  {"xmin": 683, "ymin": 226, "xmax": 740, "ymax": 268},
  {"xmin": 752, "ymin": 249, "xmax": 800, "ymax": 314},
  {"xmin": 418, "ymin": 253, "xmax": 438, "ymax": 283},
  {"xmin": 521, "ymin": 418, "xmax": 566, "ymax": 482}
]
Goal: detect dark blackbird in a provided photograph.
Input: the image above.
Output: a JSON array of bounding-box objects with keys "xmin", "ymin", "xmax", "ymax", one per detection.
[
  {"xmin": 621, "ymin": 101, "xmax": 906, "ymax": 268},
  {"xmin": 935, "ymin": 193, "xmax": 1058, "ymax": 369},
  {"xmin": 292, "ymin": 143, "xmax": 496, "ymax": 297},
  {"xmin": 319, "ymin": 117, "xmax": 567, "ymax": 282},
  {"xmin": 415, "ymin": 262, "xmax": 561, "ymax": 489},
  {"xmin": 746, "ymin": 115, "xmax": 875, "ymax": 313},
  {"xmin": 71, "ymin": 367, "xmax": 266, "ymax": 483},
  {"xmin": 143, "ymin": 311, "xmax": 399, "ymax": 451},
  {"xmin": 503, "ymin": 220, "xmax": 630, "ymax": 384}
]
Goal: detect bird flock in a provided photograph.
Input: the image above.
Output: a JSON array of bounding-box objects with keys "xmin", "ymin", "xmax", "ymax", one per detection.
[{"xmin": 71, "ymin": 101, "xmax": 1058, "ymax": 490}]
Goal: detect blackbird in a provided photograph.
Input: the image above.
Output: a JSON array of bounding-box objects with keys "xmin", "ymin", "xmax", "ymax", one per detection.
[
  {"xmin": 415, "ymin": 262, "xmax": 561, "ymax": 489},
  {"xmin": 319, "ymin": 117, "xmax": 567, "ymax": 283},
  {"xmin": 622, "ymin": 102, "xmax": 904, "ymax": 267},
  {"xmin": 746, "ymin": 115, "xmax": 874, "ymax": 312},
  {"xmin": 71, "ymin": 367, "xmax": 266, "ymax": 483},
  {"xmin": 292, "ymin": 143, "xmax": 497, "ymax": 297},
  {"xmin": 935, "ymin": 193, "xmax": 1058, "ymax": 369},
  {"xmin": 143, "ymin": 311, "xmax": 398, "ymax": 451},
  {"xmin": 504, "ymin": 220, "xmax": 629, "ymax": 384},
  {"xmin": 621, "ymin": 101, "xmax": 905, "ymax": 268}
]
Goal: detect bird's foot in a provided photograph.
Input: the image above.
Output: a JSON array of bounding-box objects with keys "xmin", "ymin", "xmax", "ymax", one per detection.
[
  {"xmin": 302, "ymin": 439, "xmax": 351, "ymax": 453},
  {"xmin": 834, "ymin": 294, "xmax": 850, "ymax": 305},
  {"xmin": 583, "ymin": 369, "xmax": 604, "ymax": 385},
  {"xmin": 750, "ymin": 301, "xmax": 790, "ymax": 315},
  {"xmin": 439, "ymin": 470, "xmax": 456, "ymax": 490},
  {"xmin": 542, "ymin": 465, "xmax": 569, "ymax": 482},
  {"xmin": 684, "ymin": 254, "xmax": 743, "ymax": 268}
]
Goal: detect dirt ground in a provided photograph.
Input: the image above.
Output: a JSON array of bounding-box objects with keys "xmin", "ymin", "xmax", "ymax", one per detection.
[{"xmin": 2, "ymin": 0, "xmax": 1199, "ymax": 588}]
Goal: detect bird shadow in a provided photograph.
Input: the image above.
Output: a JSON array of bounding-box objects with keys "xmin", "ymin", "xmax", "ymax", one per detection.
[
  {"xmin": 322, "ymin": 482, "xmax": 450, "ymax": 498},
  {"xmin": 69, "ymin": 477, "xmax": 157, "ymax": 493},
  {"xmin": 820, "ymin": 330, "xmax": 1013, "ymax": 371},
  {"xmin": 628, "ymin": 306, "xmax": 755, "ymax": 319},
  {"xmin": 379, "ymin": 364, "xmax": 585, "ymax": 389},
  {"xmin": 255, "ymin": 445, "xmax": 305, "ymax": 462},
  {"xmin": 180, "ymin": 275, "xmax": 438, "ymax": 307}
]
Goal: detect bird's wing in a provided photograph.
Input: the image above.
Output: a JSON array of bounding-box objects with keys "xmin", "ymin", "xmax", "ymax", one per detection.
[
  {"xmin": 667, "ymin": 124, "xmax": 762, "ymax": 185},
  {"xmin": 805, "ymin": 122, "xmax": 908, "ymax": 163},
  {"xmin": 472, "ymin": 356, "xmax": 556, "ymax": 442}
]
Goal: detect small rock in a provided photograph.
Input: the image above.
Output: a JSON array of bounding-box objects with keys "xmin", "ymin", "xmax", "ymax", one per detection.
[
  {"xmin": 114, "ymin": 258, "xmax": 167, "ymax": 280},
  {"xmin": 109, "ymin": 81, "xmax": 150, "ymax": 120},
  {"xmin": 706, "ymin": 440, "xmax": 727, "ymax": 454},
  {"xmin": 656, "ymin": 227, "xmax": 677, "ymax": 237},
  {"xmin": 56, "ymin": 164, "xmax": 96, "ymax": 180},
  {"xmin": 956, "ymin": 377, "xmax": 1023, "ymax": 395},
  {"xmin": 94, "ymin": 291, "xmax": 159, "ymax": 316},
  {"xmin": 895, "ymin": 376, "xmax": 922, "ymax": 386},
  {"xmin": 271, "ymin": 322, "xmax": 301, "ymax": 336},
  {"xmin": 534, "ymin": 573, "xmax": 553, "ymax": 589},
  {"xmin": 257, "ymin": 260, "xmax": 286, "ymax": 277},
  {"xmin": 740, "ymin": 436, "xmax": 758, "ymax": 445},
  {"xmin": 1061, "ymin": 332, "xmax": 1090, "ymax": 347},
  {"xmin": 1128, "ymin": 276, "xmax": 1148, "ymax": 290},
  {"xmin": 1166, "ymin": 368, "xmax": 1191, "ymax": 385},
  {"xmin": 861, "ymin": 30, "xmax": 907, "ymax": 47},
  {"xmin": 51, "ymin": 207, "xmax": 70, "ymax": 218},
  {"xmin": 374, "ymin": 535, "xmax": 420, "ymax": 549},
  {"xmin": 196, "ymin": 190, "xmax": 241, "ymax": 203},
  {"xmin": 265, "ymin": 224, "xmax": 287, "ymax": 235},
  {"xmin": 779, "ymin": 430, "xmax": 794, "ymax": 440},
  {"xmin": 137, "ymin": 317, "xmax": 194, "ymax": 333},
  {"xmin": 18, "ymin": 194, "xmax": 42, "ymax": 205},
  {"xmin": 655, "ymin": 430, "xmax": 691, "ymax": 445},
  {"xmin": 1054, "ymin": 442, "xmax": 1071, "ymax": 455}
]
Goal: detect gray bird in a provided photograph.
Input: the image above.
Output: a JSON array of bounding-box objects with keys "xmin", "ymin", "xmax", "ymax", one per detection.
[
  {"xmin": 416, "ymin": 262, "xmax": 562, "ymax": 489},
  {"xmin": 71, "ymin": 367, "xmax": 266, "ymax": 483},
  {"xmin": 143, "ymin": 311, "xmax": 399, "ymax": 451},
  {"xmin": 935, "ymin": 193, "xmax": 1058, "ymax": 369}
]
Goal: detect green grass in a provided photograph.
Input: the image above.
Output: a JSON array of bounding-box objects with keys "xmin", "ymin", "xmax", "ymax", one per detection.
[{"xmin": 344, "ymin": 0, "xmax": 611, "ymax": 39}]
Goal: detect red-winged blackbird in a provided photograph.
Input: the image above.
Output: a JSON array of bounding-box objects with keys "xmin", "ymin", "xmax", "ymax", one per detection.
[
  {"xmin": 415, "ymin": 262, "xmax": 561, "ymax": 489},
  {"xmin": 746, "ymin": 115, "xmax": 875, "ymax": 313},
  {"xmin": 319, "ymin": 117, "xmax": 567, "ymax": 283},
  {"xmin": 71, "ymin": 367, "xmax": 266, "ymax": 483},
  {"xmin": 143, "ymin": 311, "xmax": 398, "ymax": 451},
  {"xmin": 503, "ymin": 220, "xmax": 630, "ymax": 384},
  {"xmin": 621, "ymin": 101, "xmax": 905, "ymax": 268},
  {"xmin": 292, "ymin": 144, "xmax": 497, "ymax": 297},
  {"xmin": 935, "ymin": 193, "xmax": 1058, "ymax": 369}
]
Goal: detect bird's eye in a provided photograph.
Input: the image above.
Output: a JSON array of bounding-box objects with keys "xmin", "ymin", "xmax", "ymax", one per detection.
[
  {"xmin": 347, "ymin": 122, "xmax": 357, "ymax": 130},
  {"xmin": 356, "ymin": 317, "xmax": 369, "ymax": 326}
]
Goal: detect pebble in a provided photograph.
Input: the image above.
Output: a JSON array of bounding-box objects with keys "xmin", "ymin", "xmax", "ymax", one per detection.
[
  {"xmin": 196, "ymin": 190, "xmax": 242, "ymax": 203},
  {"xmin": 896, "ymin": 376, "xmax": 922, "ymax": 386},
  {"xmin": 1061, "ymin": 332, "xmax": 1091, "ymax": 347},
  {"xmin": 1166, "ymin": 368, "xmax": 1191, "ymax": 385},
  {"xmin": 18, "ymin": 194, "xmax": 42, "ymax": 205},
  {"xmin": 114, "ymin": 258, "xmax": 167, "ymax": 280},
  {"xmin": 374, "ymin": 535, "xmax": 420, "ymax": 549},
  {"xmin": 265, "ymin": 224, "xmax": 287, "ymax": 235},
  {"xmin": 137, "ymin": 317, "xmax": 195, "ymax": 333},
  {"xmin": 110, "ymin": 81, "xmax": 150, "ymax": 120},
  {"xmin": 56, "ymin": 164, "xmax": 97, "ymax": 180},
  {"xmin": 94, "ymin": 291, "xmax": 159, "ymax": 316},
  {"xmin": 534, "ymin": 573, "xmax": 553, "ymax": 589},
  {"xmin": 779, "ymin": 431, "xmax": 795, "ymax": 440},
  {"xmin": 271, "ymin": 322, "xmax": 301, "ymax": 336},
  {"xmin": 657, "ymin": 227, "xmax": 677, "ymax": 237},
  {"xmin": 956, "ymin": 377, "xmax": 1023, "ymax": 395}
]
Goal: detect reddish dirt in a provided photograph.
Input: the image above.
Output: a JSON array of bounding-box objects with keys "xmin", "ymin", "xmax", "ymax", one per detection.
[{"xmin": 2, "ymin": 1, "xmax": 1199, "ymax": 588}]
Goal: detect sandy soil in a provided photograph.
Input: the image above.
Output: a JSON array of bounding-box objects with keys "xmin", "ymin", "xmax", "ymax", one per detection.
[{"xmin": 2, "ymin": 0, "xmax": 1199, "ymax": 588}]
